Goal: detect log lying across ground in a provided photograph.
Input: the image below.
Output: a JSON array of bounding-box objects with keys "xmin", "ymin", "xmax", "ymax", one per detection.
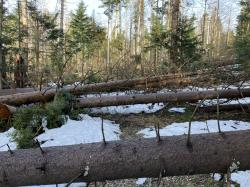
[
  {"xmin": 0, "ymin": 75, "xmax": 197, "ymax": 106},
  {"xmin": 1, "ymin": 130, "xmax": 250, "ymax": 186},
  {"xmin": 0, "ymin": 71, "xmax": 205, "ymax": 96},
  {"xmin": 199, "ymin": 103, "xmax": 250, "ymax": 112},
  {"xmin": 76, "ymin": 88, "xmax": 250, "ymax": 108}
]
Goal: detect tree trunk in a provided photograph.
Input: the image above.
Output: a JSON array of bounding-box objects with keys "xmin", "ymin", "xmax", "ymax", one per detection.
[
  {"xmin": 21, "ymin": 0, "xmax": 28, "ymax": 74},
  {"xmin": 1, "ymin": 130, "xmax": 250, "ymax": 186},
  {"xmin": 170, "ymin": 0, "xmax": 180, "ymax": 64},
  {"xmin": 199, "ymin": 103, "xmax": 250, "ymax": 113},
  {"xmin": 0, "ymin": 73, "xmax": 199, "ymax": 106},
  {"xmin": 0, "ymin": 0, "xmax": 3, "ymax": 89},
  {"xmin": 76, "ymin": 88, "xmax": 250, "ymax": 108}
]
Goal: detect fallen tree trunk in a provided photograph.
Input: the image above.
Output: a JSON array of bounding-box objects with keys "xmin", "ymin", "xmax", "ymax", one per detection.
[
  {"xmin": 0, "ymin": 88, "xmax": 38, "ymax": 96},
  {"xmin": 0, "ymin": 130, "xmax": 250, "ymax": 186},
  {"xmin": 199, "ymin": 103, "xmax": 250, "ymax": 112},
  {"xmin": 0, "ymin": 75, "xmax": 195, "ymax": 106},
  {"xmin": 76, "ymin": 88, "xmax": 250, "ymax": 108}
]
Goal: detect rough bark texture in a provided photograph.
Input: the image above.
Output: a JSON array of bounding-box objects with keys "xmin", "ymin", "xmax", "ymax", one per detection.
[
  {"xmin": 0, "ymin": 74, "xmax": 196, "ymax": 106},
  {"xmin": 76, "ymin": 88, "xmax": 250, "ymax": 108},
  {"xmin": 0, "ymin": 130, "xmax": 250, "ymax": 186}
]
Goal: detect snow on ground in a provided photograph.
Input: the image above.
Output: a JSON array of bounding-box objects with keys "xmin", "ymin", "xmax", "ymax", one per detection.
[
  {"xmin": 0, "ymin": 128, "xmax": 17, "ymax": 152},
  {"xmin": 138, "ymin": 120, "xmax": 250, "ymax": 187},
  {"xmin": 37, "ymin": 114, "xmax": 121, "ymax": 147},
  {"xmin": 201, "ymin": 97, "xmax": 250, "ymax": 107},
  {"xmin": 138, "ymin": 120, "xmax": 250, "ymax": 138},
  {"xmin": 91, "ymin": 103, "xmax": 165, "ymax": 114},
  {"xmin": 168, "ymin": 107, "xmax": 186, "ymax": 113},
  {"xmin": 231, "ymin": 171, "xmax": 250, "ymax": 187},
  {"xmin": 136, "ymin": 178, "xmax": 147, "ymax": 185}
]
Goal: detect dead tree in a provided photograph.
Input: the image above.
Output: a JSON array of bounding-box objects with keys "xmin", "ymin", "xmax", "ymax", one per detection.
[
  {"xmin": 75, "ymin": 88, "xmax": 250, "ymax": 108},
  {"xmin": 0, "ymin": 130, "xmax": 250, "ymax": 186}
]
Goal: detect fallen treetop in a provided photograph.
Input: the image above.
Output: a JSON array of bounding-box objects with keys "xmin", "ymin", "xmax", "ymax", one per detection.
[
  {"xmin": 75, "ymin": 88, "xmax": 250, "ymax": 108},
  {"xmin": 0, "ymin": 130, "xmax": 250, "ymax": 186},
  {"xmin": 0, "ymin": 74, "xmax": 197, "ymax": 106}
]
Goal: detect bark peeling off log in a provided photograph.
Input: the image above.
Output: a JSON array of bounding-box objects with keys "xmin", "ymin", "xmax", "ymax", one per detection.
[{"xmin": 1, "ymin": 130, "xmax": 250, "ymax": 186}]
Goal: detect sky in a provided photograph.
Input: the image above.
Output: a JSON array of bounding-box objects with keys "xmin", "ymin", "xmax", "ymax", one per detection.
[
  {"xmin": 6, "ymin": 0, "xmax": 241, "ymax": 30},
  {"xmin": 44, "ymin": 0, "xmax": 106, "ymax": 25}
]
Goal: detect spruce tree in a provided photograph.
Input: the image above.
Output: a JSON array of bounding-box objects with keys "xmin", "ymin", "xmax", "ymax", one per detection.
[
  {"xmin": 235, "ymin": 0, "xmax": 250, "ymax": 71},
  {"xmin": 175, "ymin": 16, "xmax": 201, "ymax": 65}
]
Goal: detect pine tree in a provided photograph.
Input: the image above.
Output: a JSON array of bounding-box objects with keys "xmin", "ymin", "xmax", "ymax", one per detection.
[{"xmin": 235, "ymin": 0, "xmax": 250, "ymax": 70}]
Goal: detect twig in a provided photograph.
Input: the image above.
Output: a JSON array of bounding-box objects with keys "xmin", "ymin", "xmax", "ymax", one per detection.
[
  {"xmin": 217, "ymin": 92, "xmax": 222, "ymax": 133},
  {"xmin": 187, "ymin": 97, "xmax": 207, "ymax": 147},
  {"xmin": 36, "ymin": 140, "xmax": 45, "ymax": 155},
  {"xmin": 154, "ymin": 122, "xmax": 161, "ymax": 142},
  {"xmin": 7, "ymin": 144, "xmax": 14, "ymax": 155},
  {"xmin": 101, "ymin": 116, "xmax": 106, "ymax": 145}
]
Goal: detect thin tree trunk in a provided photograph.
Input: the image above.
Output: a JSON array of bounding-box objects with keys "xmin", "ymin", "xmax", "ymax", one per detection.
[
  {"xmin": 21, "ymin": 0, "xmax": 28, "ymax": 68},
  {"xmin": 139, "ymin": 0, "xmax": 145, "ymax": 76},
  {"xmin": 170, "ymin": 0, "xmax": 180, "ymax": 64},
  {"xmin": 0, "ymin": 0, "xmax": 3, "ymax": 89},
  {"xmin": 1, "ymin": 130, "xmax": 250, "ymax": 186}
]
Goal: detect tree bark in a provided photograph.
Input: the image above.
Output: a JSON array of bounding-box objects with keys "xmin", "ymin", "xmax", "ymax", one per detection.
[
  {"xmin": 1, "ymin": 130, "xmax": 250, "ymax": 186},
  {"xmin": 0, "ymin": 0, "xmax": 3, "ymax": 89},
  {"xmin": 199, "ymin": 103, "xmax": 250, "ymax": 113},
  {"xmin": 0, "ymin": 73, "xmax": 197, "ymax": 106},
  {"xmin": 76, "ymin": 88, "xmax": 250, "ymax": 108}
]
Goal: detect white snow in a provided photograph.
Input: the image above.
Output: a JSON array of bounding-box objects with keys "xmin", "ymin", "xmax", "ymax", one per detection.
[
  {"xmin": 232, "ymin": 171, "xmax": 250, "ymax": 187},
  {"xmin": 201, "ymin": 97, "xmax": 250, "ymax": 107},
  {"xmin": 138, "ymin": 120, "xmax": 250, "ymax": 187},
  {"xmin": 36, "ymin": 114, "xmax": 121, "ymax": 147},
  {"xmin": 136, "ymin": 178, "xmax": 147, "ymax": 185},
  {"xmin": 168, "ymin": 107, "xmax": 186, "ymax": 113},
  {"xmin": 91, "ymin": 103, "xmax": 165, "ymax": 114},
  {"xmin": 138, "ymin": 120, "xmax": 250, "ymax": 138},
  {"xmin": 0, "ymin": 128, "xmax": 16, "ymax": 152}
]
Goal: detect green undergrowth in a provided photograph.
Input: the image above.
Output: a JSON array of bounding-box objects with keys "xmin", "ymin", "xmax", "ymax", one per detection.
[{"xmin": 10, "ymin": 91, "xmax": 88, "ymax": 149}]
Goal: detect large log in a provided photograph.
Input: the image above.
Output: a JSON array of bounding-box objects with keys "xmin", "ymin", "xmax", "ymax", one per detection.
[
  {"xmin": 76, "ymin": 88, "xmax": 250, "ymax": 108},
  {"xmin": 0, "ymin": 75, "xmax": 195, "ymax": 106},
  {"xmin": 0, "ymin": 130, "xmax": 250, "ymax": 186}
]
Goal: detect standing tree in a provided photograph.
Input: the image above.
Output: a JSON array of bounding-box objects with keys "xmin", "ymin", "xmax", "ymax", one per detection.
[
  {"xmin": 0, "ymin": 0, "xmax": 3, "ymax": 89},
  {"xmin": 235, "ymin": 0, "xmax": 250, "ymax": 73},
  {"xmin": 70, "ymin": 1, "xmax": 105, "ymax": 78}
]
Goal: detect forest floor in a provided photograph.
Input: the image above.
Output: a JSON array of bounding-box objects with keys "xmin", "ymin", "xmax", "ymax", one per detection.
[{"xmin": 1, "ymin": 85, "xmax": 250, "ymax": 186}]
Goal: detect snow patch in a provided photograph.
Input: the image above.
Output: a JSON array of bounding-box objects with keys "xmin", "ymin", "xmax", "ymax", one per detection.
[
  {"xmin": 136, "ymin": 178, "xmax": 147, "ymax": 185},
  {"xmin": 168, "ymin": 107, "xmax": 186, "ymax": 113},
  {"xmin": 232, "ymin": 171, "xmax": 250, "ymax": 187},
  {"xmin": 138, "ymin": 120, "xmax": 250, "ymax": 138},
  {"xmin": 36, "ymin": 114, "xmax": 121, "ymax": 147},
  {"xmin": 0, "ymin": 128, "xmax": 16, "ymax": 152},
  {"xmin": 91, "ymin": 103, "xmax": 165, "ymax": 114}
]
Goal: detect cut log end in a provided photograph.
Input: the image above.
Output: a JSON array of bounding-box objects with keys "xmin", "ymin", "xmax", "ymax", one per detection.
[{"xmin": 0, "ymin": 104, "xmax": 16, "ymax": 119}]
